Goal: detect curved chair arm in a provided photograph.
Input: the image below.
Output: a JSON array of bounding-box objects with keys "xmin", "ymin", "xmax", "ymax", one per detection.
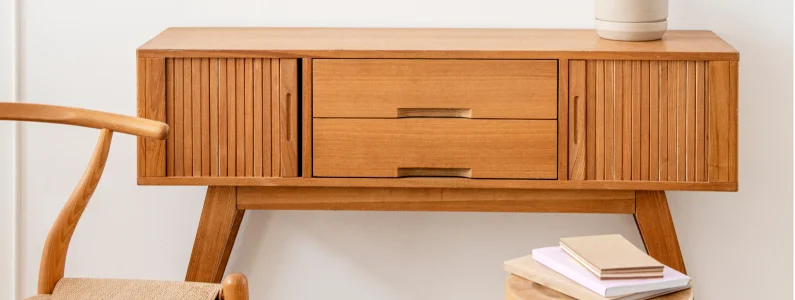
[
  {"xmin": 0, "ymin": 103, "xmax": 168, "ymax": 139},
  {"xmin": 0, "ymin": 103, "xmax": 169, "ymax": 294}
]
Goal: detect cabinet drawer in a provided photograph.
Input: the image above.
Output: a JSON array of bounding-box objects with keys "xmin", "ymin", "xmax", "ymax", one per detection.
[
  {"xmin": 313, "ymin": 119, "xmax": 558, "ymax": 179},
  {"xmin": 313, "ymin": 59, "xmax": 558, "ymax": 119}
]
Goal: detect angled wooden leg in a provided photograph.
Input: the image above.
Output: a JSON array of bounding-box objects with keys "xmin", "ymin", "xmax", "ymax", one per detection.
[
  {"xmin": 186, "ymin": 186, "xmax": 246, "ymax": 283},
  {"xmin": 634, "ymin": 191, "xmax": 687, "ymax": 274}
]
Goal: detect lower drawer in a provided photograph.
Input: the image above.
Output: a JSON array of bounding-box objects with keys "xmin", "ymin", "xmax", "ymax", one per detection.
[{"xmin": 313, "ymin": 119, "xmax": 558, "ymax": 179}]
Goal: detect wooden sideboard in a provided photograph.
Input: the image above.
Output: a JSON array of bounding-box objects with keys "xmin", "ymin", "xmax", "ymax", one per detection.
[{"xmin": 136, "ymin": 28, "xmax": 738, "ymax": 283}]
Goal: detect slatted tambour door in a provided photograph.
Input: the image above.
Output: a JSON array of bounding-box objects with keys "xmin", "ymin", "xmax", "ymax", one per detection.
[
  {"xmin": 568, "ymin": 60, "xmax": 737, "ymax": 183},
  {"xmin": 137, "ymin": 58, "xmax": 299, "ymax": 178}
]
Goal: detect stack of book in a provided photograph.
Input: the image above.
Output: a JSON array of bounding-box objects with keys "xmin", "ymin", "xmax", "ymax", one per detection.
[{"xmin": 505, "ymin": 234, "xmax": 692, "ymax": 300}]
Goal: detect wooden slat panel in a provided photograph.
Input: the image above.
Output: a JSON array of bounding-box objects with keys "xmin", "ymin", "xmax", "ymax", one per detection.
[
  {"xmin": 136, "ymin": 58, "xmax": 146, "ymax": 177},
  {"xmin": 568, "ymin": 60, "xmax": 586, "ymax": 180},
  {"xmin": 659, "ymin": 61, "xmax": 669, "ymax": 181},
  {"xmin": 219, "ymin": 59, "xmax": 228, "ymax": 176},
  {"xmin": 604, "ymin": 61, "xmax": 615, "ymax": 180},
  {"xmin": 559, "ymin": 59, "xmax": 569, "ymax": 181},
  {"xmin": 649, "ymin": 61, "xmax": 659, "ymax": 181},
  {"xmin": 244, "ymin": 58, "xmax": 254, "ymax": 176},
  {"xmin": 210, "ymin": 59, "xmax": 219, "ymax": 177},
  {"xmin": 631, "ymin": 60, "xmax": 641, "ymax": 180},
  {"xmin": 313, "ymin": 59, "xmax": 558, "ymax": 119},
  {"xmin": 271, "ymin": 60, "xmax": 281, "ymax": 177},
  {"xmin": 595, "ymin": 60, "xmax": 605, "ymax": 180},
  {"xmin": 640, "ymin": 61, "xmax": 650, "ymax": 180},
  {"xmin": 235, "ymin": 58, "xmax": 245, "ymax": 176},
  {"xmin": 695, "ymin": 61, "xmax": 706, "ymax": 181},
  {"xmin": 303, "ymin": 58, "xmax": 314, "ymax": 178},
  {"xmin": 686, "ymin": 61, "xmax": 696, "ymax": 181},
  {"xmin": 728, "ymin": 61, "xmax": 738, "ymax": 182},
  {"xmin": 666, "ymin": 61, "xmax": 677, "ymax": 181},
  {"xmin": 614, "ymin": 61, "xmax": 623, "ymax": 180},
  {"xmin": 237, "ymin": 187, "xmax": 636, "ymax": 214},
  {"xmin": 226, "ymin": 59, "xmax": 237, "ymax": 176},
  {"xmin": 174, "ymin": 59, "xmax": 185, "ymax": 177},
  {"xmin": 708, "ymin": 61, "xmax": 731, "ymax": 182},
  {"xmin": 314, "ymin": 119, "xmax": 558, "ymax": 179},
  {"xmin": 622, "ymin": 61, "xmax": 632, "ymax": 180},
  {"xmin": 676, "ymin": 61, "xmax": 687, "ymax": 181},
  {"xmin": 166, "ymin": 58, "xmax": 175, "ymax": 176},
  {"xmin": 253, "ymin": 59, "xmax": 264, "ymax": 177},
  {"xmin": 191, "ymin": 58, "xmax": 202, "ymax": 176},
  {"xmin": 586, "ymin": 61, "xmax": 596, "ymax": 179},
  {"xmin": 183, "ymin": 58, "xmax": 193, "ymax": 176},
  {"xmin": 279, "ymin": 59, "xmax": 300, "ymax": 177},
  {"xmin": 144, "ymin": 58, "xmax": 166, "ymax": 177},
  {"xmin": 201, "ymin": 58, "xmax": 211, "ymax": 177},
  {"xmin": 262, "ymin": 59, "xmax": 273, "ymax": 177}
]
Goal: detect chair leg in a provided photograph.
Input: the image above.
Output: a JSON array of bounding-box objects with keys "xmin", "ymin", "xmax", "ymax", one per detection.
[{"xmin": 221, "ymin": 273, "xmax": 249, "ymax": 300}]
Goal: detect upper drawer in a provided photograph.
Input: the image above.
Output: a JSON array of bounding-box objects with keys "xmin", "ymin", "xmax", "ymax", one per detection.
[{"xmin": 313, "ymin": 59, "xmax": 558, "ymax": 119}]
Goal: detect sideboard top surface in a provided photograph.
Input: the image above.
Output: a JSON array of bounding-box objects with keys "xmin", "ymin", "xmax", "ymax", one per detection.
[{"xmin": 138, "ymin": 27, "xmax": 738, "ymax": 60}]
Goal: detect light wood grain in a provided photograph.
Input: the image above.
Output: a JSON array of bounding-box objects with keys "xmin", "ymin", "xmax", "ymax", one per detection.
[
  {"xmin": 586, "ymin": 61, "xmax": 596, "ymax": 180},
  {"xmin": 622, "ymin": 61, "xmax": 632, "ymax": 180},
  {"xmin": 174, "ymin": 59, "xmax": 185, "ymax": 177},
  {"xmin": 253, "ymin": 59, "xmax": 264, "ymax": 177},
  {"xmin": 559, "ymin": 59, "xmax": 569, "ymax": 180},
  {"xmin": 635, "ymin": 191, "xmax": 687, "ymax": 274},
  {"xmin": 595, "ymin": 61, "xmax": 605, "ymax": 180},
  {"xmin": 660, "ymin": 61, "xmax": 669, "ymax": 180},
  {"xmin": 279, "ymin": 59, "xmax": 299, "ymax": 177},
  {"xmin": 314, "ymin": 119, "xmax": 558, "ymax": 179},
  {"xmin": 667, "ymin": 61, "xmax": 677, "ymax": 181},
  {"xmin": 237, "ymin": 187, "xmax": 635, "ymax": 213},
  {"xmin": 219, "ymin": 59, "xmax": 229, "ymax": 176},
  {"xmin": 38, "ymin": 129, "xmax": 113, "ymax": 294},
  {"xmin": 145, "ymin": 58, "xmax": 166, "ymax": 177},
  {"xmin": 614, "ymin": 61, "xmax": 623, "ymax": 180},
  {"xmin": 569, "ymin": 60, "xmax": 586, "ymax": 180},
  {"xmin": 0, "ymin": 103, "xmax": 168, "ymax": 140},
  {"xmin": 631, "ymin": 60, "xmax": 641, "ymax": 180},
  {"xmin": 221, "ymin": 274, "xmax": 249, "ymax": 300},
  {"xmin": 166, "ymin": 59, "xmax": 175, "ymax": 176},
  {"xmin": 210, "ymin": 59, "xmax": 219, "ymax": 176},
  {"xmin": 201, "ymin": 58, "xmax": 211, "ymax": 177},
  {"xmin": 270, "ymin": 60, "xmax": 281, "ymax": 176},
  {"xmin": 604, "ymin": 61, "xmax": 615, "ymax": 180},
  {"xmin": 235, "ymin": 59, "xmax": 245, "ymax": 176},
  {"xmin": 729, "ymin": 61, "xmax": 738, "ymax": 182},
  {"xmin": 640, "ymin": 60, "xmax": 650, "ymax": 180},
  {"xmin": 136, "ymin": 59, "xmax": 147, "ymax": 177},
  {"xmin": 695, "ymin": 61, "xmax": 706, "ymax": 181},
  {"xmin": 138, "ymin": 28, "xmax": 738, "ymax": 61},
  {"xmin": 649, "ymin": 61, "xmax": 659, "ymax": 181},
  {"xmin": 262, "ymin": 59, "xmax": 273, "ymax": 177},
  {"xmin": 686, "ymin": 61, "xmax": 696, "ymax": 181},
  {"xmin": 226, "ymin": 59, "xmax": 237, "ymax": 176},
  {"xmin": 139, "ymin": 176, "xmax": 738, "ymax": 191},
  {"xmin": 192, "ymin": 58, "xmax": 202, "ymax": 176},
  {"xmin": 313, "ymin": 59, "xmax": 558, "ymax": 119},
  {"xmin": 186, "ymin": 186, "xmax": 243, "ymax": 283},
  {"xmin": 244, "ymin": 58, "xmax": 254, "ymax": 177},
  {"xmin": 183, "ymin": 59, "xmax": 193, "ymax": 176},
  {"xmin": 302, "ymin": 58, "xmax": 313, "ymax": 178},
  {"xmin": 676, "ymin": 61, "xmax": 687, "ymax": 181}
]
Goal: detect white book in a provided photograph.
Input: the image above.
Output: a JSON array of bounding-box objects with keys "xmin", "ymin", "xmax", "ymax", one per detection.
[{"xmin": 532, "ymin": 247, "xmax": 691, "ymax": 297}]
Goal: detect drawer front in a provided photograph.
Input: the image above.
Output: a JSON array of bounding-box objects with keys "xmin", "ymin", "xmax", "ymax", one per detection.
[
  {"xmin": 313, "ymin": 119, "xmax": 558, "ymax": 179},
  {"xmin": 313, "ymin": 59, "xmax": 558, "ymax": 119}
]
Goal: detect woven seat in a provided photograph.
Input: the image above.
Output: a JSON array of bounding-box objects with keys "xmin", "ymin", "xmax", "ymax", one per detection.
[{"xmin": 26, "ymin": 278, "xmax": 221, "ymax": 300}]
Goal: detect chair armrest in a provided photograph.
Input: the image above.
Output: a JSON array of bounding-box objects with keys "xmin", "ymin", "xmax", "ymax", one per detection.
[
  {"xmin": 0, "ymin": 103, "xmax": 168, "ymax": 139},
  {"xmin": 220, "ymin": 274, "xmax": 249, "ymax": 300}
]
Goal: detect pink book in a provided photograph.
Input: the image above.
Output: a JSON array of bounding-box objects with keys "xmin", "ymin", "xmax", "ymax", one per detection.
[{"xmin": 532, "ymin": 247, "xmax": 690, "ymax": 297}]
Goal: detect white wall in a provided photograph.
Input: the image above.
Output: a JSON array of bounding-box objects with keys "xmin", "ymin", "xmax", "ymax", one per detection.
[
  {"xmin": 7, "ymin": 0, "xmax": 792, "ymax": 299},
  {"xmin": 1, "ymin": 0, "xmax": 17, "ymax": 298}
]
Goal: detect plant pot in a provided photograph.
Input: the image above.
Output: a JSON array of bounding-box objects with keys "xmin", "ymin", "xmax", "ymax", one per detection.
[{"xmin": 595, "ymin": 0, "xmax": 668, "ymax": 41}]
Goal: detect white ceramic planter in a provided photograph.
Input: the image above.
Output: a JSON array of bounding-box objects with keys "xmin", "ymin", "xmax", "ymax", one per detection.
[{"xmin": 595, "ymin": 0, "xmax": 668, "ymax": 41}]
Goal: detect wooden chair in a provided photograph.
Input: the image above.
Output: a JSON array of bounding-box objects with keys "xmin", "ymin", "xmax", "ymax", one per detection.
[{"xmin": 1, "ymin": 103, "xmax": 250, "ymax": 300}]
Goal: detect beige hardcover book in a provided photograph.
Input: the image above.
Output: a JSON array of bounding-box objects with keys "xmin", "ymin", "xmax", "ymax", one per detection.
[{"xmin": 560, "ymin": 234, "xmax": 664, "ymax": 278}]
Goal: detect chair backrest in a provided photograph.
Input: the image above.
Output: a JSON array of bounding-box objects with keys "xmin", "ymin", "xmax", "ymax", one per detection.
[{"xmin": 0, "ymin": 103, "xmax": 168, "ymax": 294}]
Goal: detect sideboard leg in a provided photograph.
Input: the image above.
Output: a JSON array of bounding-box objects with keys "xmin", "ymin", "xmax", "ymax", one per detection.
[
  {"xmin": 186, "ymin": 186, "xmax": 246, "ymax": 283},
  {"xmin": 634, "ymin": 191, "xmax": 687, "ymax": 274}
]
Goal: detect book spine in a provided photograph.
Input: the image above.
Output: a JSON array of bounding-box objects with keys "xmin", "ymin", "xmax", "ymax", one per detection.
[{"xmin": 532, "ymin": 250, "xmax": 608, "ymax": 297}]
